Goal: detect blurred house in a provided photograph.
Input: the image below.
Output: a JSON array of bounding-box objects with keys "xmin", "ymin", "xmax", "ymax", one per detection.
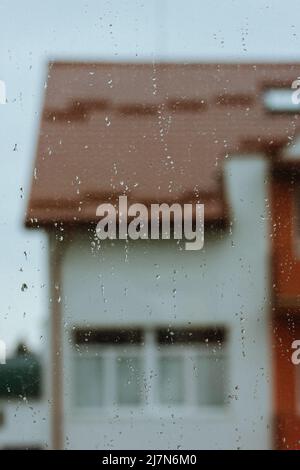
[
  {"xmin": 25, "ymin": 62, "xmax": 300, "ymax": 449},
  {"xmin": 0, "ymin": 344, "xmax": 49, "ymax": 449}
]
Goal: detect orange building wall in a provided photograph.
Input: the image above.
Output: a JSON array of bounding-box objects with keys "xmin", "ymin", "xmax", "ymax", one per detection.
[{"xmin": 271, "ymin": 176, "xmax": 300, "ymax": 449}]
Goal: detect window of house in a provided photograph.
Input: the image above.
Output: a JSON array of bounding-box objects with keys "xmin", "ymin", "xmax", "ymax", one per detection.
[
  {"xmin": 72, "ymin": 327, "xmax": 228, "ymax": 410},
  {"xmin": 263, "ymin": 88, "xmax": 299, "ymax": 113},
  {"xmin": 293, "ymin": 189, "xmax": 300, "ymax": 256},
  {"xmin": 283, "ymin": 136, "xmax": 300, "ymax": 160}
]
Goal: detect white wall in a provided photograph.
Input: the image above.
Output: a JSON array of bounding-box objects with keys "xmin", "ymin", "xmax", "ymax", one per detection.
[{"xmin": 60, "ymin": 156, "xmax": 272, "ymax": 449}]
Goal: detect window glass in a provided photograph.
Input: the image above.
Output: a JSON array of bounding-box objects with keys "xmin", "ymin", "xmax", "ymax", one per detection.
[
  {"xmin": 116, "ymin": 356, "xmax": 143, "ymax": 405},
  {"xmin": 158, "ymin": 356, "xmax": 184, "ymax": 404},
  {"xmin": 74, "ymin": 356, "xmax": 104, "ymax": 407},
  {"xmin": 195, "ymin": 355, "xmax": 226, "ymax": 406},
  {"xmin": 283, "ymin": 136, "xmax": 300, "ymax": 160}
]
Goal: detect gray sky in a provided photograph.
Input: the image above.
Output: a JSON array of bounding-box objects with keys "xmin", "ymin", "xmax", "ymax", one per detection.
[{"xmin": 1, "ymin": 0, "xmax": 300, "ymax": 354}]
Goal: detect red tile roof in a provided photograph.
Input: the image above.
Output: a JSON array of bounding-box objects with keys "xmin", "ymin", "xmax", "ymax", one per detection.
[{"xmin": 26, "ymin": 62, "xmax": 300, "ymax": 227}]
